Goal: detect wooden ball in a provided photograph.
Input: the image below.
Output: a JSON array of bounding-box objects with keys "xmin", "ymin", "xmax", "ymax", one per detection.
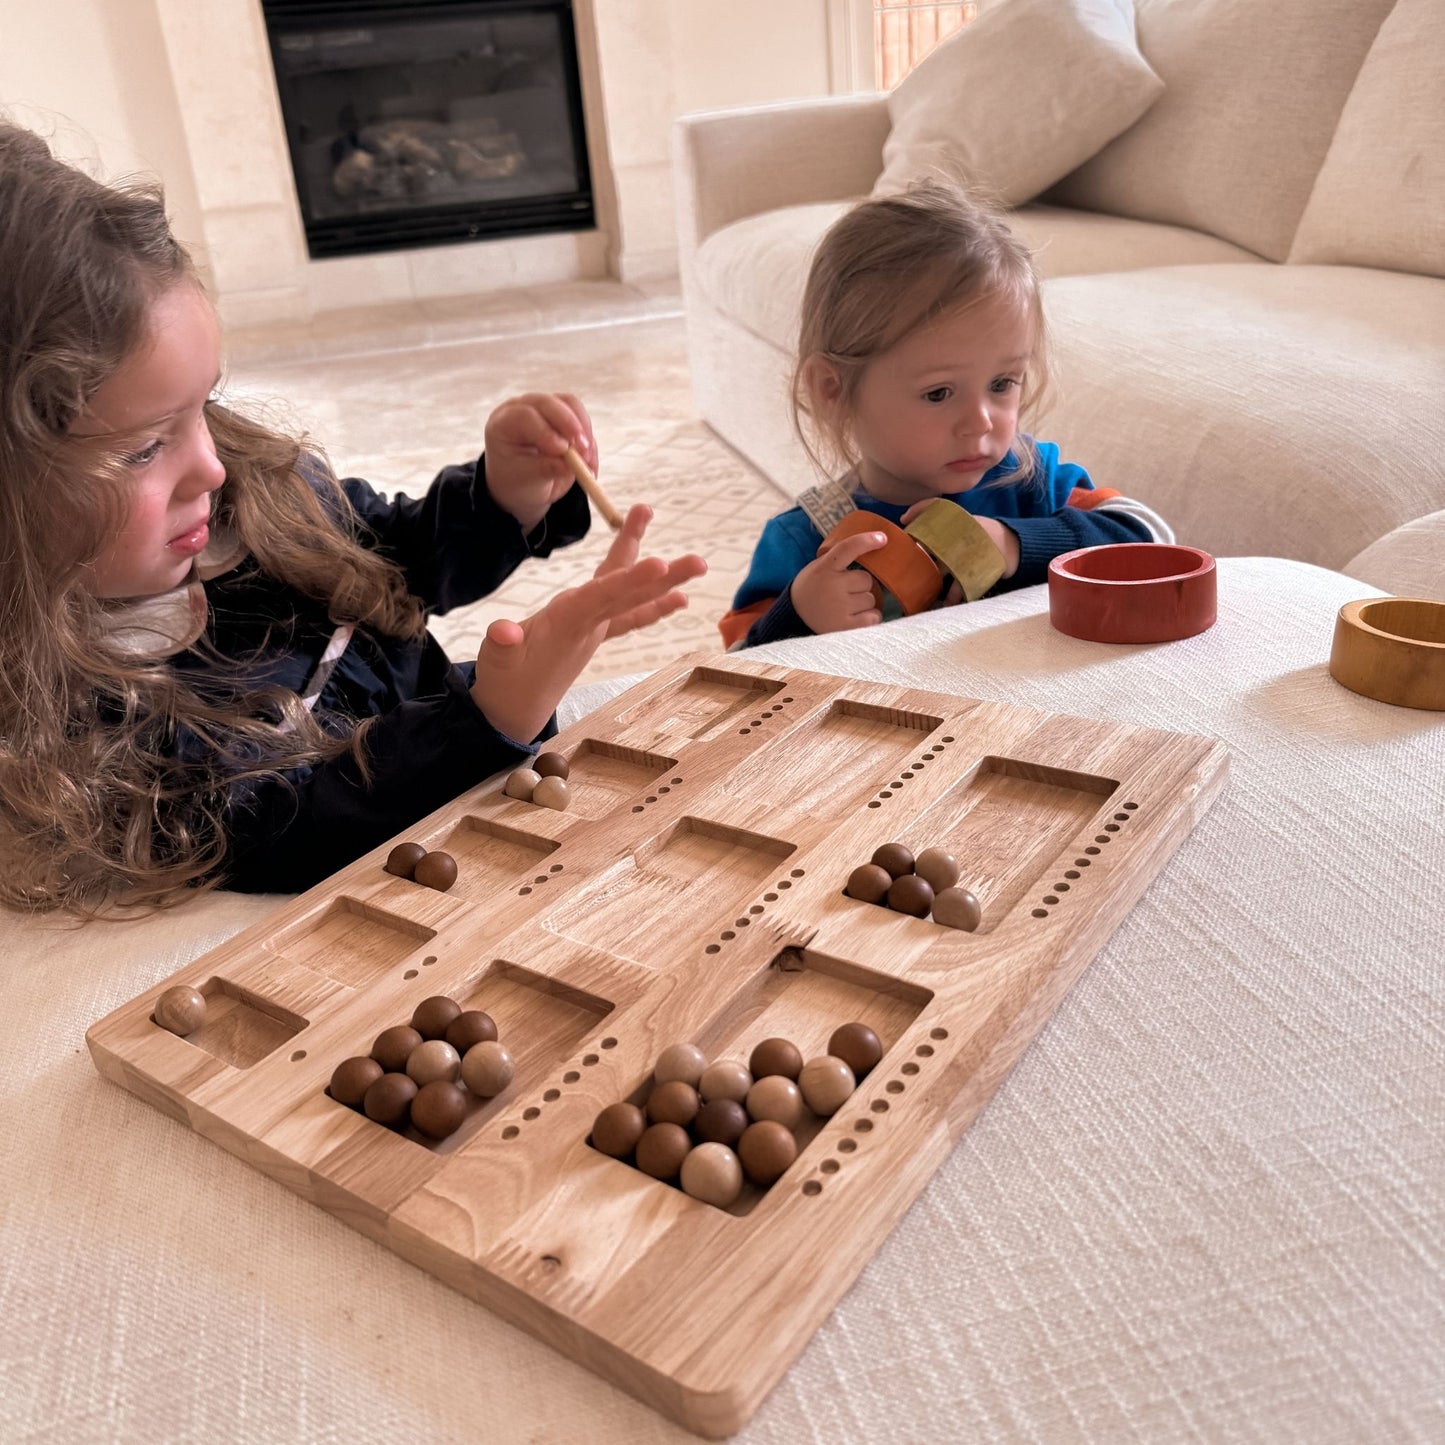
[
  {"xmin": 406, "ymin": 1038, "xmax": 461, "ymax": 1087},
  {"xmin": 694, "ymin": 1098, "xmax": 749, "ymax": 1147},
  {"xmin": 444, "ymin": 1010, "xmax": 497, "ymax": 1053},
  {"xmin": 654, "ymin": 1042, "xmax": 707, "ymax": 1087},
  {"xmin": 749, "ymin": 1037, "xmax": 802, "ymax": 1080},
  {"xmin": 828, "ymin": 1022, "xmax": 883, "ymax": 1078},
  {"xmin": 798, "ymin": 1055, "xmax": 856, "ymax": 1116},
  {"xmin": 698, "ymin": 1059, "xmax": 752, "ymax": 1104},
  {"xmin": 532, "ymin": 775, "xmax": 569, "ymax": 811},
  {"xmin": 410, "ymin": 1080, "xmax": 468, "ymax": 1140},
  {"xmin": 887, "ymin": 873, "xmax": 934, "ymax": 918},
  {"xmin": 413, "ymin": 850, "xmax": 457, "ymax": 892},
  {"xmin": 746, "ymin": 1074, "xmax": 804, "ymax": 1128},
  {"xmin": 362, "ymin": 1072, "xmax": 416, "ymax": 1127},
  {"xmin": 328, "ymin": 1055, "xmax": 382, "ymax": 1107},
  {"xmin": 592, "ymin": 1101, "xmax": 647, "ymax": 1159},
  {"xmin": 460, "ymin": 1040, "xmax": 514, "ymax": 1098},
  {"xmin": 411, "ymin": 994, "xmax": 461, "ymax": 1040},
  {"xmin": 914, "ymin": 847, "xmax": 960, "ymax": 893},
  {"xmin": 635, "ymin": 1122, "xmax": 691, "ymax": 1182},
  {"xmin": 845, "ymin": 863, "xmax": 893, "ymax": 904},
  {"xmin": 371, "ymin": 1024, "xmax": 423, "ymax": 1073},
  {"xmin": 738, "ymin": 1119, "xmax": 797, "ymax": 1185},
  {"xmin": 383, "ymin": 841, "xmax": 427, "ymax": 879},
  {"xmin": 680, "ymin": 1142, "xmax": 743, "ymax": 1208},
  {"xmin": 647, "ymin": 1079, "xmax": 700, "ymax": 1128},
  {"xmin": 534, "ymin": 750, "xmax": 570, "ymax": 780},
  {"xmin": 934, "ymin": 886, "xmax": 982, "ymax": 932},
  {"xmin": 154, "ymin": 984, "xmax": 206, "ymax": 1036},
  {"xmin": 504, "ymin": 767, "xmax": 540, "ymax": 801},
  {"xmin": 871, "ymin": 842, "xmax": 915, "ymax": 878}
]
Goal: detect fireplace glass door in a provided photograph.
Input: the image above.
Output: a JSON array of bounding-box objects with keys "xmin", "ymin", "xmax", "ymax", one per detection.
[{"xmin": 263, "ymin": 0, "xmax": 594, "ymax": 257}]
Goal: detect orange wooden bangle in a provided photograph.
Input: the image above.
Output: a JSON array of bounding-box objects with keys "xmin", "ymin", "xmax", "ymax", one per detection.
[{"xmin": 821, "ymin": 512, "xmax": 943, "ymax": 616}]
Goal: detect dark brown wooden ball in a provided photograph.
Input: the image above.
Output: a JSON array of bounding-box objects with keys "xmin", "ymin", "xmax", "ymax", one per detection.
[
  {"xmin": 828, "ymin": 1022, "xmax": 883, "ymax": 1078},
  {"xmin": 592, "ymin": 1101, "xmax": 647, "ymax": 1159},
  {"xmin": 635, "ymin": 1122, "xmax": 691, "ymax": 1181},
  {"xmin": 383, "ymin": 841, "xmax": 427, "ymax": 879},
  {"xmin": 871, "ymin": 842, "xmax": 915, "ymax": 878},
  {"xmin": 413, "ymin": 850, "xmax": 458, "ymax": 892},
  {"xmin": 887, "ymin": 873, "xmax": 934, "ymax": 917},
  {"xmin": 154, "ymin": 984, "xmax": 207, "ymax": 1036},
  {"xmin": 647, "ymin": 1079, "xmax": 700, "ymax": 1128},
  {"xmin": 362, "ymin": 1071, "xmax": 417, "ymax": 1127},
  {"xmin": 749, "ymin": 1037, "xmax": 803, "ymax": 1080},
  {"xmin": 411, "ymin": 994, "xmax": 461, "ymax": 1041},
  {"xmin": 738, "ymin": 1120, "xmax": 797, "ymax": 1185},
  {"xmin": 534, "ymin": 750, "xmax": 570, "ymax": 780},
  {"xmin": 371, "ymin": 1024, "xmax": 423, "ymax": 1072},
  {"xmin": 845, "ymin": 863, "xmax": 893, "ymax": 904},
  {"xmin": 328, "ymin": 1055, "xmax": 383, "ymax": 1107},
  {"xmin": 444, "ymin": 1009, "xmax": 498, "ymax": 1053},
  {"xmin": 410, "ymin": 1080, "xmax": 468, "ymax": 1139},
  {"xmin": 914, "ymin": 846, "xmax": 960, "ymax": 893},
  {"xmin": 694, "ymin": 1098, "xmax": 749, "ymax": 1147}
]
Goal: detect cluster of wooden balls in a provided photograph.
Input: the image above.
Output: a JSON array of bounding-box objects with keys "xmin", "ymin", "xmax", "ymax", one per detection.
[
  {"xmin": 383, "ymin": 841, "xmax": 457, "ymax": 893},
  {"xmin": 153, "ymin": 984, "xmax": 208, "ymax": 1037},
  {"xmin": 327, "ymin": 995, "xmax": 515, "ymax": 1141},
  {"xmin": 846, "ymin": 843, "xmax": 982, "ymax": 931},
  {"xmin": 590, "ymin": 1023, "xmax": 884, "ymax": 1208},
  {"xmin": 503, "ymin": 750, "xmax": 571, "ymax": 811}
]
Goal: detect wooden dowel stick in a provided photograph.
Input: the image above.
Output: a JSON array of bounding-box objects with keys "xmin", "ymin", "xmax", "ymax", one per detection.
[{"xmin": 564, "ymin": 445, "xmax": 624, "ymax": 531}]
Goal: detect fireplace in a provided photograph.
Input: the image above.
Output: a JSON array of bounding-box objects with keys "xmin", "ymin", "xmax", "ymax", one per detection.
[{"xmin": 261, "ymin": 0, "xmax": 595, "ymax": 258}]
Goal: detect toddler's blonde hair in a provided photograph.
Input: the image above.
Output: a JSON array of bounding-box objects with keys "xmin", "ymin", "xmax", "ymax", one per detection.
[{"xmin": 791, "ymin": 180, "xmax": 1053, "ymax": 488}]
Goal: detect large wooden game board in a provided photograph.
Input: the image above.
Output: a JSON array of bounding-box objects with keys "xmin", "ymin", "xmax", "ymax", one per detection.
[{"xmin": 87, "ymin": 654, "xmax": 1229, "ymax": 1437}]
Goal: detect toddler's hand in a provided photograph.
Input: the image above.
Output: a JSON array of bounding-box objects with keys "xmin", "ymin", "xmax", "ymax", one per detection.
[
  {"xmin": 791, "ymin": 530, "xmax": 889, "ymax": 634},
  {"xmin": 484, "ymin": 392, "xmax": 598, "ymax": 532},
  {"xmin": 470, "ymin": 504, "xmax": 707, "ymax": 743}
]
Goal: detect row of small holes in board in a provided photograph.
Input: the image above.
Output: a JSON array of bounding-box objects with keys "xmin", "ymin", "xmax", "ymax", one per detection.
[
  {"xmin": 631, "ymin": 777, "xmax": 685, "ymax": 814},
  {"xmin": 501, "ymin": 1035, "xmax": 620, "ymax": 1140},
  {"xmin": 867, "ymin": 737, "xmax": 955, "ymax": 808},
  {"xmin": 705, "ymin": 870, "xmax": 808, "ymax": 955},
  {"xmin": 738, "ymin": 696, "xmax": 794, "ymax": 736},
  {"xmin": 1031, "ymin": 801, "xmax": 1139, "ymax": 919}
]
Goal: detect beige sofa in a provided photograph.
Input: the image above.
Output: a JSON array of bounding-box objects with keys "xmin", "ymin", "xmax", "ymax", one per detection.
[{"xmin": 673, "ymin": 0, "xmax": 1445, "ymax": 586}]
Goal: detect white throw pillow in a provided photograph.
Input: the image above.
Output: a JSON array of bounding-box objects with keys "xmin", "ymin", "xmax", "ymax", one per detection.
[
  {"xmin": 1288, "ymin": 0, "xmax": 1445, "ymax": 279},
  {"xmin": 871, "ymin": 0, "xmax": 1163, "ymax": 209}
]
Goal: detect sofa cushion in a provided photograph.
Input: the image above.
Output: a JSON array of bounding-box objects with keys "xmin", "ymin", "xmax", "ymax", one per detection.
[
  {"xmin": 1344, "ymin": 510, "xmax": 1445, "ymax": 601},
  {"xmin": 1039, "ymin": 264, "xmax": 1445, "ymax": 567},
  {"xmin": 1288, "ymin": 0, "xmax": 1445, "ymax": 279},
  {"xmin": 1047, "ymin": 0, "xmax": 1396, "ymax": 262},
  {"xmin": 695, "ymin": 203, "xmax": 1263, "ymax": 354},
  {"xmin": 871, "ymin": 0, "xmax": 1163, "ymax": 209}
]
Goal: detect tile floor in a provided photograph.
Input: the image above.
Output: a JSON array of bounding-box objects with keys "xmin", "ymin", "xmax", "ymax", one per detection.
[{"xmin": 226, "ymin": 281, "xmax": 792, "ymax": 683}]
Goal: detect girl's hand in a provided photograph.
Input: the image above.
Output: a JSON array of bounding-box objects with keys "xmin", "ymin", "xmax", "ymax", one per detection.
[
  {"xmin": 484, "ymin": 392, "xmax": 599, "ymax": 532},
  {"xmin": 791, "ymin": 530, "xmax": 889, "ymax": 634},
  {"xmin": 470, "ymin": 504, "xmax": 707, "ymax": 743}
]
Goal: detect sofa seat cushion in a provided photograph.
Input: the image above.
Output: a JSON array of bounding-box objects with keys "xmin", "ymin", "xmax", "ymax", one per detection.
[
  {"xmin": 696, "ymin": 202, "xmax": 1265, "ymax": 353},
  {"xmin": 1040, "ymin": 264, "xmax": 1445, "ymax": 567},
  {"xmin": 1344, "ymin": 510, "xmax": 1445, "ymax": 601}
]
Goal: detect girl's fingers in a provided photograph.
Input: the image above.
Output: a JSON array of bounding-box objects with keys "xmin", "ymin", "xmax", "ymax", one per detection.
[
  {"xmin": 556, "ymin": 392, "xmax": 596, "ymax": 470},
  {"xmin": 595, "ymin": 504, "xmax": 652, "ymax": 577},
  {"xmin": 823, "ymin": 531, "xmax": 888, "ymax": 570}
]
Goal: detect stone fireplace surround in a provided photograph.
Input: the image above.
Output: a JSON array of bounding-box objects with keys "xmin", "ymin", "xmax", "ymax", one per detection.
[{"xmin": 145, "ymin": 1, "xmax": 628, "ymax": 329}]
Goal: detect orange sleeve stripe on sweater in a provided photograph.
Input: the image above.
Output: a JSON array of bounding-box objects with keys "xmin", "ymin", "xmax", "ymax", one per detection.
[
  {"xmin": 1068, "ymin": 486, "xmax": 1122, "ymax": 509},
  {"xmin": 718, "ymin": 598, "xmax": 775, "ymax": 649}
]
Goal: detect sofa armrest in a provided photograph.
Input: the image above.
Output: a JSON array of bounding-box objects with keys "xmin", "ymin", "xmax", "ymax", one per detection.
[
  {"xmin": 1343, "ymin": 509, "xmax": 1445, "ymax": 601},
  {"xmin": 672, "ymin": 94, "xmax": 890, "ymax": 267}
]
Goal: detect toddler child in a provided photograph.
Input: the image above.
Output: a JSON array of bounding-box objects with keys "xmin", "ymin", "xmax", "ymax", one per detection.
[
  {"xmin": 720, "ymin": 181, "xmax": 1170, "ymax": 648},
  {"xmin": 0, "ymin": 121, "xmax": 705, "ymax": 911}
]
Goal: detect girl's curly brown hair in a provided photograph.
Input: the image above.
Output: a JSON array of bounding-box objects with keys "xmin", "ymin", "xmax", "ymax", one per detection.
[{"xmin": 0, "ymin": 121, "xmax": 426, "ymax": 915}]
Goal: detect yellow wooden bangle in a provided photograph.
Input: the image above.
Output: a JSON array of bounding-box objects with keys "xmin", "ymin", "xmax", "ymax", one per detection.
[{"xmin": 904, "ymin": 500, "xmax": 1006, "ymax": 601}]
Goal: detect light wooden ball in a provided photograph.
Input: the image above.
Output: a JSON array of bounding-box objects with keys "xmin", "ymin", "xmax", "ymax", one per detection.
[
  {"xmin": 934, "ymin": 886, "xmax": 982, "ymax": 932},
  {"xmin": 504, "ymin": 767, "xmax": 540, "ymax": 801},
  {"xmin": 654, "ymin": 1042, "xmax": 707, "ymax": 1087},
  {"xmin": 460, "ymin": 1040, "xmax": 514, "ymax": 1097},
  {"xmin": 532, "ymin": 775, "xmax": 569, "ymax": 811},
  {"xmin": 798, "ymin": 1055, "xmax": 856, "ymax": 1116},
  {"xmin": 154, "ymin": 984, "xmax": 206, "ymax": 1036},
  {"xmin": 698, "ymin": 1059, "xmax": 752, "ymax": 1104},
  {"xmin": 746, "ymin": 1074, "xmax": 804, "ymax": 1128},
  {"xmin": 680, "ymin": 1143, "xmax": 743, "ymax": 1208},
  {"xmin": 914, "ymin": 847, "xmax": 960, "ymax": 893},
  {"xmin": 406, "ymin": 1038, "xmax": 461, "ymax": 1087}
]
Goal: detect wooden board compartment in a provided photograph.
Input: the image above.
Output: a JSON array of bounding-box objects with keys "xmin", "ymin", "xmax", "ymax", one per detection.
[{"xmin": 87, "ymin": 654, "xmax": 1228, "ymax": 1438}]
